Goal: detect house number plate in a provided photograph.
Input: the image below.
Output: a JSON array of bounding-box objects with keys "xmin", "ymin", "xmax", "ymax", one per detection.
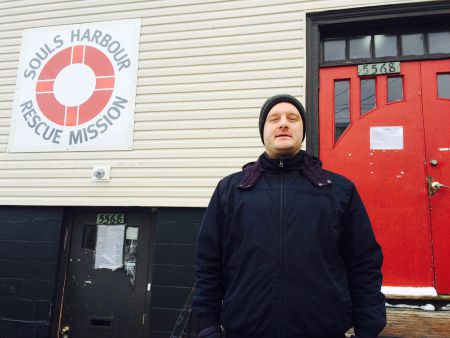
[
  {"xmin": 358, "ymin": 62, "xmax": 400, "ymax": 76},
  {"xmin": 96, "ymin": 213, "xmax": 125, "ymax": 225}
]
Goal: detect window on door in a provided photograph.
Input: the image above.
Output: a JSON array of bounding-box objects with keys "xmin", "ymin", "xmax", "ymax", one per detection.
[
  {"xmin": 437, "ymin": 73, "xmax": 450, "ymax": 98},
  {"xmin": 322, "ymin": 30, "xmax": 450, "ymax": 65},
  {"xmin": 334, "ymin": 80, "xmax": 350, "ymax": 141}
]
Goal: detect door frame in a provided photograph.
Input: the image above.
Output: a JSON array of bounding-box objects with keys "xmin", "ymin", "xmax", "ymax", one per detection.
[
  {"xmin": 305, "ymin": 0, "xmax": 450, "ymax": 157},
  {"xmin": 51, "ymin": 207, "xmax": 156, "ymax": 338}
]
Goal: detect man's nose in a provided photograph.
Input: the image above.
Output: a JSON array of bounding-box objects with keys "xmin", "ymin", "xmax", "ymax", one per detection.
[{"xmin": 279, "ymin": 117, "xmax": 288, "ymax": 128}]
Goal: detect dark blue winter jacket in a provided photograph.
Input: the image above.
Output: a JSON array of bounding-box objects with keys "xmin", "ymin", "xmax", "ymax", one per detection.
[{"xmin": 193, "ymin": 151, "xmax": 386, "ymax": 338}]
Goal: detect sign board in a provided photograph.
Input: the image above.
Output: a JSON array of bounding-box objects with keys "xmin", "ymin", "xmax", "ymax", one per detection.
[{"xmin": 8, "ymin": 19, "xmax": 141, "ymax": 152}]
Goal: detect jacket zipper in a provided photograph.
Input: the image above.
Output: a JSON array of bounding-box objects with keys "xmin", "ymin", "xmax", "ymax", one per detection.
[{"xmin": 279, "ymin": 158, "xmax": 284, "ymax": 338}]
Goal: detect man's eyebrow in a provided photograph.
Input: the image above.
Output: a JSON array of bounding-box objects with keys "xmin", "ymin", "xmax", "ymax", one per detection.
[
  {"xmin": 270, "ymin": 110, "xmax": 298, "ymax": 115},
  {"xmin": 268, "ymin": 111, "xmax": 282, "ymax": 117}
]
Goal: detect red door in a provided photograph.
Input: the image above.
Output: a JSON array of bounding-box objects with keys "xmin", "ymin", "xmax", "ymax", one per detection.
[
  {"xmin": 319, "ymin": 60, "xmax": 450, "ymax": 293},
  {"xmin": 421, "ymin": 60, "xmax": 450, "ymax": 294}
]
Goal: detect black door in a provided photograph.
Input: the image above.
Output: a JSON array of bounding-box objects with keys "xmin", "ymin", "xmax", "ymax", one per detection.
[{"xmin": 60, "ymin": 210, "xmax": 152, "ymax": 338}]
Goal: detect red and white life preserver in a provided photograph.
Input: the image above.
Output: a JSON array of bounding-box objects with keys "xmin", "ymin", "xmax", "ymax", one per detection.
[{"xmin": 35, "ymin": 45, "xmax": 115, "ymax": 126}]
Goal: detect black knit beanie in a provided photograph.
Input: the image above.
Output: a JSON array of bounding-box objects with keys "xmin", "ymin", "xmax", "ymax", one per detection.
[{"xmin": 259, "ymin": 94, "xmax": 306, "ymax": 144}]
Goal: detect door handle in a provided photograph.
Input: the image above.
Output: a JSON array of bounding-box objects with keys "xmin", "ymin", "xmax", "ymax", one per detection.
[
  {"xmin": 428, "ymin": 176, "xmax": 448, "ymax": 196},
  {"xmin": 431, "ymin": 181, "xmax": 448, "ymax": 190},
  {"xmin": 61, "ymin": 325, "xmax": 70, "ymax": 338}
]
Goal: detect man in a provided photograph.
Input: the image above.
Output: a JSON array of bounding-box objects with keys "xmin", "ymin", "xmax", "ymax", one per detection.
[{"xmin": 193, "ymin": 94, "xmax": 386, "ymax": 338}]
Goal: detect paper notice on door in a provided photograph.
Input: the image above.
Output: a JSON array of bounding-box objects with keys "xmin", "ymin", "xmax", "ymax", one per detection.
[
  {"xmin": 370, "ymin": 126, "xmax": 404, "ymax": 150},
  {"xmin": 95, "ymin": 225, "xmax": 125, "ymax": 270}
]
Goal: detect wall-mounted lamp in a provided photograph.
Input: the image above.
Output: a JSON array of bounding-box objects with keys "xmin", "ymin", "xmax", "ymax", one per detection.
[{"xmin": 91, "ymin": 166, "xmax": 111, "ymax": 182}]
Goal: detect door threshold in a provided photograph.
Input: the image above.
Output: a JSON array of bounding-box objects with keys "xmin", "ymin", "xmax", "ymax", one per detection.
[{"xmin": 382, "ymin": 286, "xmax": 440, "ymax": 298}]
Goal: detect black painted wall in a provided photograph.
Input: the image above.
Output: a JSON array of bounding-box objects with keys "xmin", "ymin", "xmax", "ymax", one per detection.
[
  {"xmin": 0, "ymin": 207, "xmax": 64, "ymax": 338},
  {"xmin": 149, "ymin": 207, "xmax": 205, "ymax": 338}
]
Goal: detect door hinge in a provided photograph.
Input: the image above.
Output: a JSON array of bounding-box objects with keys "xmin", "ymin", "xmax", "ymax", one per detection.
[
  {"xmin": 147, "ymin": 283, "xmax": 151, "ymax": 291},
  {"xmin": 142, "ymin": 313, "xmax": 145, "ymax": 325}
]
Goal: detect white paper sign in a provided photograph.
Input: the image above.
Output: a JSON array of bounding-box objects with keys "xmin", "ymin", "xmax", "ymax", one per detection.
[
  {"xmin": 8, "ymin": 19, "xmax": 140, "ymax": 152},
  {"xmin": 95, "ymin": 224, "xmax": 125, "ymax": 270},
  {"xmin": 370, "ymin": 126, "xmax": 404, "ymax": 150}
]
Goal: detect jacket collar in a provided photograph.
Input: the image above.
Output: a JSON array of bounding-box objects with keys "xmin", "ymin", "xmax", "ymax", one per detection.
[
  {"xmin": 260, "ymin": 151, "xmax": 304, "ymax": 172},
  {"xmin": 239, "ymin": 151, "xmax": 332, "ymax": 189}
]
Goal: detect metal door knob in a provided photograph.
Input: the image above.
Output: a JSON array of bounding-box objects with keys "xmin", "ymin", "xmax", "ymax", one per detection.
[
  {"xmin": 431, "ymin": 181, "xmax": 448, "ymax": 191},
  {"xmin": 61, "ymin": 325, "xmax": 70, "ymax": 338},
  {"xmin": 430, "ymin": 159, "xmax": 438, "ymax": 166}
]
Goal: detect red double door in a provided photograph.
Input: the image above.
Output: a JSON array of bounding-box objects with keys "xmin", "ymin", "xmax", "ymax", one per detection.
[{"xmin": 319, "ymin": 60, "xmax": 450, "ymax": 294}]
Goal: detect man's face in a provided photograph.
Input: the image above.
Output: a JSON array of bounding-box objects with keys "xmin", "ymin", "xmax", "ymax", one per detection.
[{"xmin": 263, "ymin": 102, "xmax": 303, "ymax": 158}]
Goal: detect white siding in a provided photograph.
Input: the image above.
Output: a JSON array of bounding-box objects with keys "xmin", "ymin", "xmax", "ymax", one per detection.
[{"xmin": 0, "ymin": 0, "xmax": 434, "ymax": 207}]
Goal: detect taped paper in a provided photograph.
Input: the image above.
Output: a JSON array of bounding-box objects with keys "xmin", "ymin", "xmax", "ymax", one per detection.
[
  {"xmin": 370, "ymin": 126, "xmax": 403, "ymax": 150},
  {"xmin": 95, "ymin": 225, "xmax": 125, "ymax": 270}
]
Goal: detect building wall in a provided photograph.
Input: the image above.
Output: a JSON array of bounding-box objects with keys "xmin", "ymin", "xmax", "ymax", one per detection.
[
  {"xmin": 149, "ymin": 207, "xmax": 204, "ymax": 338},
  {"xmin": 0, "ymin": 205, "xmax": 203, "ymax": 338},
  {"xmin": 0, "ymin": 206, "xmax": 64, "ymax": 338},
  {"xmin": 0, "ymin": 0, "xmax": 433, "ymax": 208},
  {"xmin": 0, "ymin": 2, "xmax": 442, "ymax": 337}
]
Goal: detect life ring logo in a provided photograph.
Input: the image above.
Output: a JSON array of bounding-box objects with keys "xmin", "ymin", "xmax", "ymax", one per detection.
[
  {"xmin": 9, "ymin": 19, "xmax": 140, "ymax": 152},
  {"xmin": 36, "ymin": 45, "xmax": 115, "ymax": 127}
]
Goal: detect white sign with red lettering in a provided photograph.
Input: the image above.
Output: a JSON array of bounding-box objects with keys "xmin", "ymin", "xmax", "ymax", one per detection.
[{"xmin": 8, "ymin": 19, "xmax": 140, "ymax": 152}]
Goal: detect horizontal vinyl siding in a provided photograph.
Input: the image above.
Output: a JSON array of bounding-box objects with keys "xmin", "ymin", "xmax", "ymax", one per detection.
[{"xmin": 0, "ymin": 0, "xmax": 431, "ymax": 207}]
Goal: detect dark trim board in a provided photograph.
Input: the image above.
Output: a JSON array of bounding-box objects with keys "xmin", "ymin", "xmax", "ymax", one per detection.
[
  {"xmin": 50, "ymin": 209, "xmax": 72, "ymax": 338},
  {"xmin": 305, "ymin": 0, "xmax": 450, "ymax": 157}
]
